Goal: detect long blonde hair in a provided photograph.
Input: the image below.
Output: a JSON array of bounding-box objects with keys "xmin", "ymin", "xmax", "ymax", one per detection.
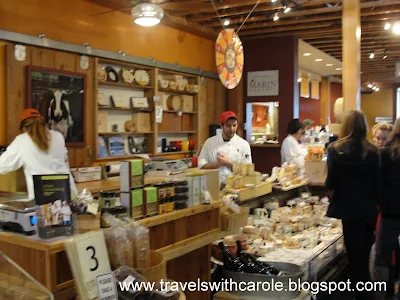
[
  {"xmin": 390, "ymin": 118, "xmax": 400, "ymax": 159},
  {"xmin": 20, "ymin": 117, "xmax": 50, "ymax": 152},
  {"xmin": 336, "ymin": 110, "xmax": 377, "ymax": 157},
  {"xmin": 372, "ymin": 122, "xmax": 393, "ymax": 137}
]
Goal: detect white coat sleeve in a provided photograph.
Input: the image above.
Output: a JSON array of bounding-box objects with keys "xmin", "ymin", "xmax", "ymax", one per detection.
[
  {"xmin": 198, "ymin": 140, "xmax": 209, "ymax": 169},
  {"xmin": 61, "ymin": 138, "xmax": 78, "ymax": 198},
  {"xmin": 282, "ymin": 142, "xmax": 305, "ymax": 169},
  {"xmin": 243, "ymin": 142, "xmax": 252, "ymax": 163},
  {"xmin": 0, "ymin": 139, "xmax": 23, "ymax": 174}
]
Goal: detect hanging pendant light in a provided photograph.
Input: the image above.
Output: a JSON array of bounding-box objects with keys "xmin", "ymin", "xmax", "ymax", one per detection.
[{"xmin": 131, "ymin": 3, "xmax": 164, "ymax": 27}]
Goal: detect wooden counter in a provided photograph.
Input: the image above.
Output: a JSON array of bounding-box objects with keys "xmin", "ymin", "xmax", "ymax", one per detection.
[
  {"xmin": 0, "ymin": 200, "xmax": 240, "ymax": 300},
  {"xmin": 250, "ymin": 143, "xmax": 281, "ymax": 148}
]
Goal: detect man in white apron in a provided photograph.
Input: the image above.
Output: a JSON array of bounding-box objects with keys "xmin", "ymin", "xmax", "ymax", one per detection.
[{"xmin": 198, "ymin": 111, "xmax": 252, "ymax": 187}]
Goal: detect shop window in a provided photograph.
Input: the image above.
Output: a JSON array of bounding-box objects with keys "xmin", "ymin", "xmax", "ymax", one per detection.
[{"xmin": 246, "ymin": 102, "xmax": 279, "ymax": 144}]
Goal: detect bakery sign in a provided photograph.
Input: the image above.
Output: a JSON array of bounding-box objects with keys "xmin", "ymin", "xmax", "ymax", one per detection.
[{"xmin": 247, "ymin": 70, "xmax": 279, "ymax": 97}]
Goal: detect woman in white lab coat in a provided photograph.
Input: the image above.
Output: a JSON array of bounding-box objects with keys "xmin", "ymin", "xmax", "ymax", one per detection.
[
  {"xmin": 0, "ymin": 109, "xmax": 78, "ymax": 199},
  {"xmin": 281, "ymin": 119, "xmax": 306, "ymax": 171}
]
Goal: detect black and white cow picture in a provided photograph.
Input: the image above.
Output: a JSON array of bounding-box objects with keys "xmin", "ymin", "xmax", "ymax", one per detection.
[{"xmin": 48, "ymin": 90, "xmax": 73, "ymax": 139}]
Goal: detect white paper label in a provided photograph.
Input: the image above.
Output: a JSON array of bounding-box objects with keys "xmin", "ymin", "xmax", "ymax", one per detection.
[
  {"xmin": 96, "ymin": 273, "xmax": 117, "ymax": 300},
  {"xmin": 76, "ymin": 233, "xmax": 111, "ymax": 299},
  {"xmin": 87, "ymin": 203, "xmax": 99, "ymax": 215},
  {"xmin": 123, "ymin": 275, "xmax": 137, "ymax": 293}
]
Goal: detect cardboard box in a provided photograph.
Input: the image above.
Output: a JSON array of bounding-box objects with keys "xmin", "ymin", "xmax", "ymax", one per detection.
[
  {"xmin": 144, "ymin": 187, "xmax": 158, "ymax": 217},
  {"xmin": 120, "ymin": 189, "xmax": 144, "ymax": 219},
  {"xmin": 304, "ymin": 160, "xmax": 327, "ymax": 184},
  {"xmin": 120, "ymin": 160, "xmax": 144, "ymax": 192},
  {"xmin": 71, "ymin": 166, "xmax": 102, "ymax": 183},
  {"xmin": 182, "ymin": 95, "xmax": 194, "ymax": 112},
  {"xmin": 132, "ymin": 112, "xmax": 151, "ymax": 132}
]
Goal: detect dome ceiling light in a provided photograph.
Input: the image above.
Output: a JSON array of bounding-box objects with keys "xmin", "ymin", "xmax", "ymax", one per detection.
[{"xmin": 131, "ymin": 3, "xmax": 164, "ymax": 27}]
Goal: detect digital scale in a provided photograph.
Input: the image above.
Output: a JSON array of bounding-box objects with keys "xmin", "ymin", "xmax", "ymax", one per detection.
[
  {"xmin": 150, "ymin": 158, "xmax": 190, "ymax": 174},
  {"xmin": 0, "ymin": 193, "xmax": 37, "ymax": 235}
]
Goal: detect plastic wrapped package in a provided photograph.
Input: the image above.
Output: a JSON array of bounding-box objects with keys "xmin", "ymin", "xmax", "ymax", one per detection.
[
  {"xmin": 123, "ymin": 218, "xmax": 140, "ymax": 270},
  {"xmin": 114, "ymin": 266, "xmax": 149, "ymax": 300},
  {"xmin": 135, "ymin": 225, "xmax": 151, "ymax": 268},
  {"xmin": 103, "ymin": 213, "xmax": 134, "ymax": 269},
  {"xmin": 152, "ymin": 280, "xmax": 181, "ymax": 300}
]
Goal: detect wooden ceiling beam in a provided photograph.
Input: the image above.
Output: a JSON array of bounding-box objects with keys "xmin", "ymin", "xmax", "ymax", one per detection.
[
  {"xmin": 184, "ymin": 0, "xmax": 344, "ymax": 22},
  {"xmin": 203, "ymin": 8, "xmax": 400, "ymax": 29},
  {"xmin": 240, "ymin": 24, "xmax": 383, "ymax": 37}
]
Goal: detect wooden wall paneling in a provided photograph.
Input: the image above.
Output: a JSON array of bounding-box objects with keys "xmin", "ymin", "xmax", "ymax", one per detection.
[
  {"xmin": 197, "ymin": 77, "xmax": 208, "ymax": 149},
  {"xmin": 228, "ymin": 80, "xmax": 244, "ymax": 137},
  {"xmin": 215, "ymin": 79, "xmax": 227, "ymax": 123},
  {"xmin": 206, "ymin": 79, "xmax": 217, "ymax": 127},
  {"xmin": 6, "ymin": 44, "xmax": 32, "ymax": 143},
  {"xmin": 320, "ymin": 78, "xmax": 330, "ymax": 125},
  {"xmin": 166, "ymin": 245, "xmax": 210, "ymax": 300},
  {"xmin": 75, "ymin": 55, "xmax": 95, "ymax": 167},
  {"xmin": 31, "ymin": 48, "xmax": 55, "ymax": 69}
]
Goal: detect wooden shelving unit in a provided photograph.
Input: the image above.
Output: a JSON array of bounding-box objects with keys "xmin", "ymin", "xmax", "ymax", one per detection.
[
  {"xmin": 97, "ymin": 153, "xmax": 153, "ymax": 161},
  {"xmin": 94, "ymin": 59, "xmax": 200, "ymax": 163}
]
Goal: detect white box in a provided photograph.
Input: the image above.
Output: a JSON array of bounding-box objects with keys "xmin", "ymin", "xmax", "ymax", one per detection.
[
  {"xmin": 304, "ymin": 160, "xmax": 327, "ymax": 184},
  {"xmin": 71, "ymin": 167, "xmax": 101, "ymax": 183},
  {"xmin": 200, "ymin": 175, "xmax": 208, "ymax": 204}
]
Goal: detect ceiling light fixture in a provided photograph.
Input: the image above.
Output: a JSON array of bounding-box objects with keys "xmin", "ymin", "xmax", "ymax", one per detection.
[
  {"xmin": 383, "ymin": 51, "xmax": 388, "ymax": 59},
  {"xmin": 326, "ymin": 64, "xmax": 333, "ymax": 66},
  {"xmin": 393, "ymin": 23, "xmax": 400, "ymax": 34},
  {"xmin": 369, "ymin": 52, "xmax": 375, "ymax": 59},
  {"xmin": 271, "ymin": 0, "xmax": 277, "ymax": 2},
  {"xmin": 297, "ymin": 78, "xmax": 302, "ymax": 83},
  {"xmin": 384, "ymin": 22, "xmax": 391, "ymax": 30},
  {"xmin": 335, "ymin": 68, "xmax": 342, "ymax": 71},
  {"xmin": 273, "ymin": 13, "xmax": 279, "ymax": 21},
  {"xmin": 223, "ymin": 19, "xmax": 230, "ymax": 26},
  {"xmin": 131, "ymin": 3, "xmax": 164, "ymax": 27},
  {"xmin": 368, "ymin": 84, "xmax": 373, "ymax": 88},
  {"xmin": 284, "ymin": 6, "xmax": 291, "ymax": 13},
  {"xmin": 303, "ymin": 53, "xmax": 312, "ymax": 56},
  {"xmin": 372, "ymin": 86, "xmax": 377, "ymax": 90},
  {"xmin": 315, "ymin": 58, "xmax": 323, "ymax": 62},
  {"xmin": 375, "ymin": 87, "xmax": 380, "ymax": 91}
]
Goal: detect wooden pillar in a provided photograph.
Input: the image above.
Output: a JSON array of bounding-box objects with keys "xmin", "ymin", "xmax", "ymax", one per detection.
[
  {"xmin": 342, "ymin": 0, "xmax": 361, "ymax": 111},
  {"xmin": 320, "ymin": 77, "xmax": 330, "ymax": 125}
]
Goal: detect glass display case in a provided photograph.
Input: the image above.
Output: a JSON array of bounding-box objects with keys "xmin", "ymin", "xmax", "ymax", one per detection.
[
  {"xmin": 0, "ymin": 251, "xmax": 54, "ymax": 299},
  {"xmin": 246, "ymin": 102, "xmax": 279, "ymax": 144}
]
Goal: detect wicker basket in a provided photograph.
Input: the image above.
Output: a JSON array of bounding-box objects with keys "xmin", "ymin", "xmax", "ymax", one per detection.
[
  {"xmin": 221, "ymin": 207, "xmax": 249, "ymax": 232},
  {"xmin": 135, "ymin": 251, "xmax": 166, "ymax": 282}
]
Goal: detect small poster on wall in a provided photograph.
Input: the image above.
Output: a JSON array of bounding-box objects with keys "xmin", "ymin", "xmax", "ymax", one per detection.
[{"xmin": 247, "ymin": 70, "xmax": 279, "ymax": 97}]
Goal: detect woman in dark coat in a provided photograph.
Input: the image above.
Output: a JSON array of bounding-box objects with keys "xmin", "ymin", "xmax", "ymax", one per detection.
[{"xmin": 326, "ymin": 110, "xmax": 380, "ymax": 300}]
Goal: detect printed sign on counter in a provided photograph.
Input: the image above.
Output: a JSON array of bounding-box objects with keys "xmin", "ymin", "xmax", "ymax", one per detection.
[{"xmin": 97, "ymin": 273, "xmax": 117, "ymax": 300}]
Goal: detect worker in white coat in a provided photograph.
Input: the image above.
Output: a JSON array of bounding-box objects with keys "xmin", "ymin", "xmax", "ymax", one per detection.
[
  {"xmin": 281, "ymin": 119, "xmax": 306, "ymax": 173},
  {"xmin": 0, "ymin": 109, "xmax": 78, "ymax": 199},
  {"xmin": 198, "ymin": 111, "xmax": 252, "ymax": 186}
]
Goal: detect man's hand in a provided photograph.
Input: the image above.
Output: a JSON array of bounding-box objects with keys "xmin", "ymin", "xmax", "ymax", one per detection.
[{"xmin": 217, "ymin": 152, "xmax": 233, "ymax": 170}]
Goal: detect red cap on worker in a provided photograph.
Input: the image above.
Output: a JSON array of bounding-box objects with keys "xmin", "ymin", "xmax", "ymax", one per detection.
[
  {"xmin": 20, "ymin": 108, "xmax": 42, "ymax": 123},
  {"xmin": 220, "ymin": 111, "xmax": 238, "ymax": 124}
]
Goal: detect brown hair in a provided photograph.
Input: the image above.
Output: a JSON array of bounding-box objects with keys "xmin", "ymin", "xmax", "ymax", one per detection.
[
  {"xmin": 372, "ymin": 122, "xmax": 393, "ymax": 137},
  {"xmin": 336, "ymin": 110, "xmax": 377, "ymax": 158},
  {"xmin": 390, "ymin": 118, "xmax": 400, "ymax": 159},
  {"xmin": 20, "ymin": 117, "xmax": 50, "ymax": 152}
]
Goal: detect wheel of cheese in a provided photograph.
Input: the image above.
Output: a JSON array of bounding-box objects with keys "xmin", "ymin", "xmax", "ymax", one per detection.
[{"xmin": 166, "ymin": 95, "xmax": 182, "ymax": 111}]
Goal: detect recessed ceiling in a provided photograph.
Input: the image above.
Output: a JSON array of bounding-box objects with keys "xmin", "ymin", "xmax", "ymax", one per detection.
[{"xmin": 298, "ymin": 39, "xmax": 342, "ymax": 76}]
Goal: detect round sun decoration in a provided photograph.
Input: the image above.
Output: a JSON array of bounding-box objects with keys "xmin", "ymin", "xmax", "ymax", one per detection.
[{"xmin": 215, "ymin": 29, "xmax": 244, "ymax": 89}]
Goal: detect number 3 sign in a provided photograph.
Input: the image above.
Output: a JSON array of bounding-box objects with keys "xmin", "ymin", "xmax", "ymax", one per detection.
[{"xmin": 64, "ymin": 231, "xmax": 112, "ymax": 300}]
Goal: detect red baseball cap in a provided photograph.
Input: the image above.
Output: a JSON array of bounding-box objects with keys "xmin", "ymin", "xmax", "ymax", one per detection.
[
  {"xmin": 20, "ymin": 108, "xmax": 42, "ymax": 123},
  {"xmin": 220, "ymin": 111, "xmax": 238, "ymax": 124}
]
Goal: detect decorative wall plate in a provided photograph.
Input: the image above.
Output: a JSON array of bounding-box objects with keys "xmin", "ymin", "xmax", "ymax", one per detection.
[
  {"xmin": 97, "ymin": 65, "xmax": 107, "ymax": 81},
  {"xmin": 121, "ymin": 68, "xmax": 135, "ymax": 83},
  {"xmin": 106, "ymin": 66, "xmax": 118, "ymax": 82},
  {"xmin": 130, "ymin": 96, "xmax": 149, "ymax": 108},
  {"xmin": 215, "ymin": 29, "xmax": 244, "ymax": 90},
  {"xmin": 97, "ymin": 93, "xmax": 108, "ymax": 106},
  {"xmin": 134, "ymin": 70, "xmax": 150, "ymax": 86}
]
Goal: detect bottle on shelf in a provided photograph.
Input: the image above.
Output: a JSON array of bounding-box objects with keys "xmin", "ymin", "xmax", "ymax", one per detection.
[
  {"xmin": 218, "ymin": 242, "xmax": 246, "ymax": 273},
  {"xmin": 236, "ymin": 241, "xmax": 281, "ymax": 276}
]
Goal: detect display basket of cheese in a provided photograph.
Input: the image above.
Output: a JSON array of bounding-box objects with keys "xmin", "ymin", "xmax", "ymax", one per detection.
[
  {"xmin": 307, "ymin": 145, "xmax": 324, "ymax": 161},
  {"xmin": 267, "ymin": 163, "xmax": 309, "ymax": 191},
  {"xmin": 221, "ymin": 194, "xmax": 249, "ymax": 231}
]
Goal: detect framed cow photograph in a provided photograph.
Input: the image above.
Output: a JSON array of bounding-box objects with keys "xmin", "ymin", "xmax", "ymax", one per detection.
[{"xmin": 27, "ymin": 66, "xmax": 86, "ymax": 147}]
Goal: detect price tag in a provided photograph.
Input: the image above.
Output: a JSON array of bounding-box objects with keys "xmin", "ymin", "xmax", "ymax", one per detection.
[
  {"xmin": 96, "ymin": 273, "xmax": 117, "ymax": 300},
  {"xmin": 75, "ymin": 231, "xmax": 111, "ymax": 299}
]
